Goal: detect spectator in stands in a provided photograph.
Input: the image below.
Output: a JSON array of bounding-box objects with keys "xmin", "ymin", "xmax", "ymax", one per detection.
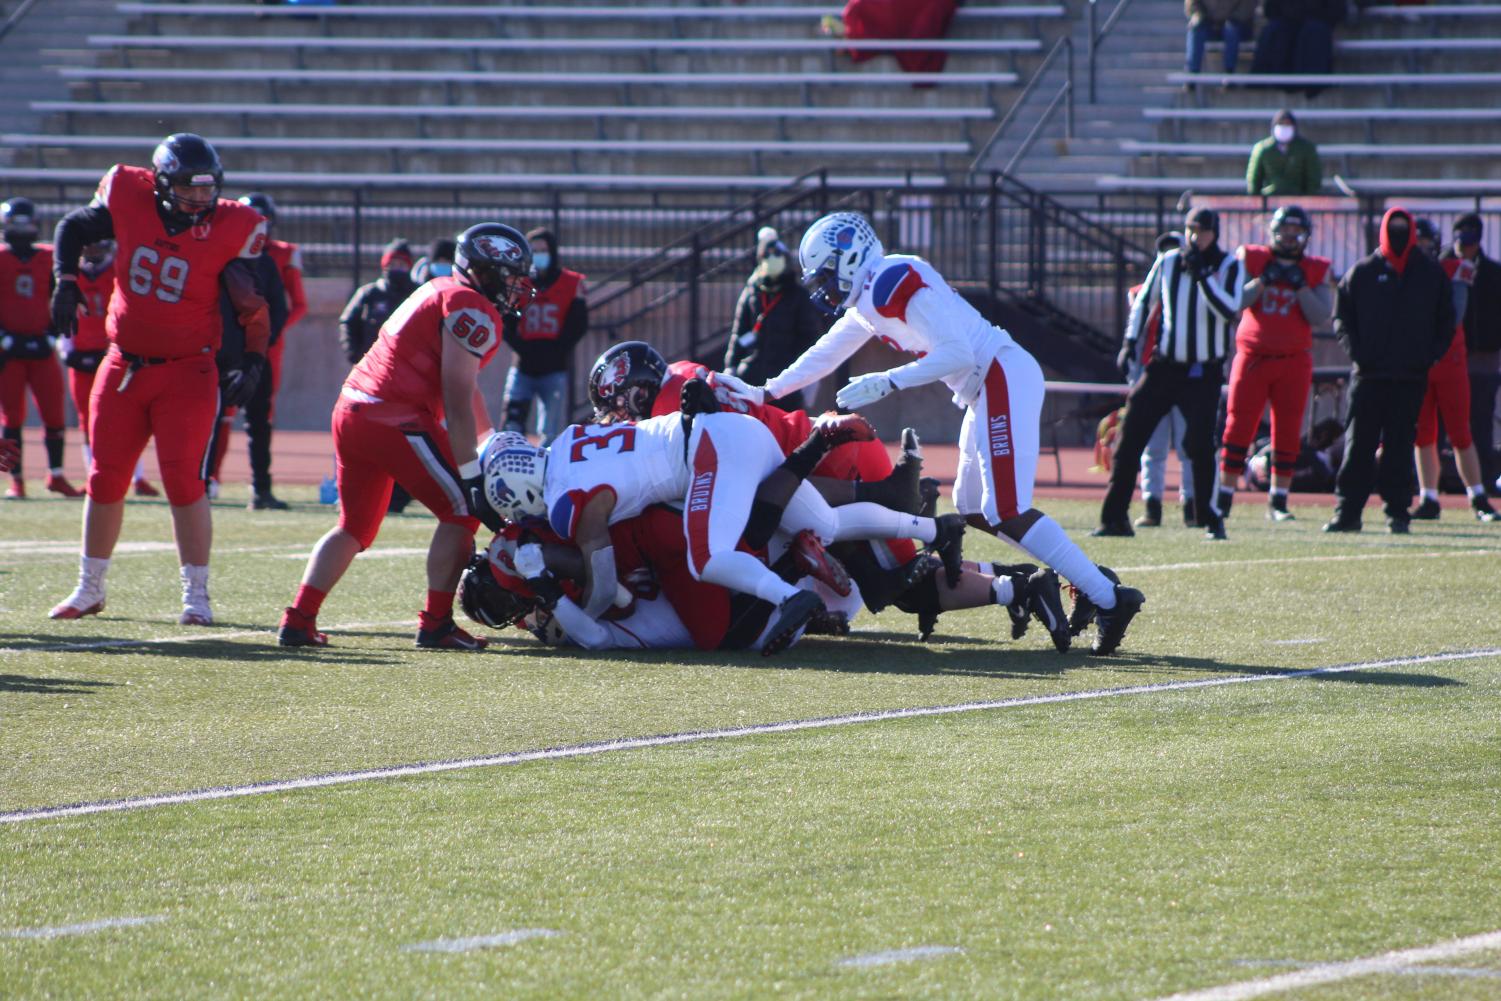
[
  {"xmin": 1127, "ymin": 232, "xmax": 1197, "ymax": 528},
  {"xmin": 1246, "ymin": 110, "xmax": 1322, "ymax": 196},
  {"xmin": 1185, "ymin": 0, "xmax": 1256, "ymax": 79},
  {"xmin": 1441, "ymin": 214, "xmax": 1501, "ymax": 499},
  {"xmin": 500, "ymin": 227, "xmax": 587, "ymax": 445},
  {"xmin": 1325, "ymin": 208, "xmax": 1454, "ymax": 534},
  {"xmin": 339, "ymin": 239, "xmax": 416, "ymax": 366},
  {"xmin": 724, "ymin": 227, "xmax": 827, "ymax": 412},
  {"xmin": 413, "ymin": 238, "xmax": 456, "ymax": 284}
]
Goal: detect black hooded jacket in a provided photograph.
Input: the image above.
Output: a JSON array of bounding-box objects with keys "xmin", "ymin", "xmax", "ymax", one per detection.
[
  {"xmin": 501, "ymin": 228, "xmax": 588, "ymax": 376},
  {"xmin": 723, "ymin": 266, "xmax": 827, "ymax": 387},
  {"xmin": 1335, "ymin": 208, "xmax": 1455, "ymax": 379}
]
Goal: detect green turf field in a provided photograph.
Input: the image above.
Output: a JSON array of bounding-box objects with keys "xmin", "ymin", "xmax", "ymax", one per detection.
[{"xmin": 3, "ymin": 486, "xmax": 1500, "ymax": 999}]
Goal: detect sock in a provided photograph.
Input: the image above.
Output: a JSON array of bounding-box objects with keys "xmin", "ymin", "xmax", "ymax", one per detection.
[
  {"xmin": 701, "ymin": 550, "xmax": 799, "ymax": 605},
  {"xmin": 1423, "ymin": 488, "xmax": 1439, "ymax": 502},
  {"xmin": 1468, "ymin": 484, "xmax": 1485, "ymax": 499},
  {"xmin": 989, "ymin": 575, "xmax": 1016, "ymax": 606},
  {"xmin": 44, "ymin": 429, "xmax": 65, "ymax": 474},
  {"xmin": 293, "ymin": 583, "xmax": 327, "ymax": 618},
  {"xmin": 423, "ymin": 588, "xmax": 455, "ymax": 622},
  {"xmin": 1017, "ymin": 514, "xmax": 1117, "ymax": 609},
  {"xmin": 181, "ymin": 564, "xmax": 209, "ymax": 587},
  {"xmin": 134, "ymin": 459, "xmax": 147, "ymax": 481},
  {"xmin": 82, "ymin": 442, "xmax": 93, "ymax": 469},
  {"xmin": 1271, "ymin": 487, "xmax": 1288, "ymax": 499},
  {"xmin": 80, "ymin": 554, "xmax": 110, "ymax": 585},
  {"xmin": 830, "ymin": 504, "xmax": 934, "ymax": 543}
]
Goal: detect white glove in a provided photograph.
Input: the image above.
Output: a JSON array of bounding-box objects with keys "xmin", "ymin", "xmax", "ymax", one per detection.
[
  {"xmin": 711, "ymin": 371, "xmax": 764, "ymax": 407},
  {"xmin": 56, "ymin": 335, "xmax": 75, "ymax": 359},
  {"xmin": 836, "ymin": 372, "xmax": 896, "ymax": 410},
  {"xmin": 514, "ymin": 542, "xmax": 547, "ymax": 579}
]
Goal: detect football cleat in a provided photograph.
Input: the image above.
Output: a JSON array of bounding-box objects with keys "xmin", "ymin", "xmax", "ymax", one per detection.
[
  {"xmin": 1066, "ymin": 565, "xmax": 1120, "ymax": 637},
  {"xmin": 992, "ymin": 561, "xmax": 1040, "ymax": 639},
  {"xmin": 790, "ymin": 530, "xmax": 852, "ymax": 597},
  {"xmin": 50, "ymin": 592, "xmax": 105, "ymax": 620},
  {"xmin": 415, "ymin": 617, "xmax": 490, "ymax": 651},
  {"xmin": 1322, "ymin": 517, "xmax": 1361, "ymax": 533},
  {"xmin": 1090, "ymin": 520, "xmax": 1134, "ymax": 538},
  {"xmin": 1017, "ymin": 568, "xmax": 1070, "ymax": 653},
  {"xmin": 1267, "ymin": 494, "xmax": 1296, "ymax": 521},
  {"xmin": 761, "ymin": 589, "xmax": 824, "ymax": 657},
  {"xmin": 928, "ymin": 513, "xmax": 966, "ymax": 587},
  {"xmin": 1474, "ymin": 496, "xmax": 1500, "ymax": 522},
  {"xmin": 813, "ymin": 411, "xmax": 876, "ymax": 447},
  {"xmin": 249, "ymin": 492, "xmax": 290, "ymax": 511},
  {"xmin": 804, "ymin": 606, "xmax": 851, "ymax": 636},
  {"xmin": 1203, "ymin": 515, "xmax": 1228, "ymax": 541},
  {"xmin": 45, "ymin": 474, "xmax": 85, "ymax": 498},
  {"xmin": 1386, "ymin": 517, "xmax": 1410, "ymax": 535},
  {"xmin": 179, "ymin": 567, "xmax": 213, "ymax": 625},
  {"xmin": 278, "ymin": 607, "xmax": 328, "ymax": 647},
  {"xmin": 5, "ymin": 476, "xmax": 24, "ymax": 499},
  {"xmin": 917, "ymin": 476, "xmax": 941, "ymax": 519},
  {"xmin": 133, "ymin": 478, "xmax": 160, "ymax": 498},
  {"xmin": 1410, "ymin": 497, "xmax": 1441, "ymax": 520},
  {"xmin": 862, "ymin": 551, "xmax": 940, "ymax": 615},
  {"xmin": 1090, "ymin": 585, "xmax": 1146, "ymax": 657}
]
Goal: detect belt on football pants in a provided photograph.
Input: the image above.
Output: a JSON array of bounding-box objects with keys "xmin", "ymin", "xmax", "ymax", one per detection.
[{"xmin": 116, "ymin": 350, "xmax": 171, "ymax": 392}]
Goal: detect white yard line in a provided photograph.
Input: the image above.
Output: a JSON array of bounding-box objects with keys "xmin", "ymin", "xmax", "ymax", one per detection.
[
  {"xmin": 0, "ymin": 620, "xmax": 414, "ymax": 657},
  {"xmin": 3, "ymin": 647, "xmax": 1497, "ymax": 827},
  {"xmin": 2, "ymin": 915, "xmax": 167, "ymax": 939},
  {"xmin": 838, "ymin": 945, "xmax": 963, "ymax": 967},
  {"xmin": 400, "ymin": 929, "xmax": 560, "ymax": 953},
  {"xmin": 1116, "ymin": 548, "xmax": 1495, "ymax": 574},
  {"xmin": 1155, "ymin": 929, "xmax": 1501, "ymax": 1000}
]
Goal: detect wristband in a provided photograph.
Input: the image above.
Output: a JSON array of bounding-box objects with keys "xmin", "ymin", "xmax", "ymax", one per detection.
[{"xmin": 458, "ymin": 459, "xmax": 481, "ymax": 480}]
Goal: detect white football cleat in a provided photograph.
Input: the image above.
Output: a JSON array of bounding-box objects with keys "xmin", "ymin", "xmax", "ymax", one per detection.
[{"xmin": 179, "ymin": 565, "xmax": 213, "ymax": 626}]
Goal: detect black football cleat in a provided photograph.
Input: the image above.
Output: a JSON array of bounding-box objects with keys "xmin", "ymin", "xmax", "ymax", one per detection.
[
  {"xmin": 917, "ymin": 477, "xmax": 941, "ymax": 520},
  {"xmin": 1018, "ymin": 568, "xmax": 1070, "ymax": 653},
  {"xmin": 864, "ymin": 552, "xmax": 940, "ymax": 615},
  {"xmin": 415, "ymin": 617, "xmax": 490, "ymax": 651},
  {"xmin": 1474, "ymin": 496, "xmax": 1500, "ymax": 523},
  {"xmin": 992, "ymin": 561, "xmax": 1040, "ymax": 640},
  {"xmin": 859, "ymin": 428, "xmax": 925, "ymax": 514},
  {"xmin": 1322, "ymin": 517, "xmax": 1361, "ymax": 533},
  {"xmin": 1267, "ymin": 494, "xmax": 1296, "ymax": 522},
  {"xmin": 249, "ymin": 492, "xmax": 290, "ymax": 511},
  {"xmin": 1066, "ymin": 565, "xmax": 1120, "ymax": 637},
  {"xmin": 917, "ymin": 608, "xmax": 939, "ymax": 643},
  {"xmin": 1090, "ymin": 585, "xmax": 1146, "ymax": 657},
  {"xmin": 761, "ymin": 590, "xmax": 825, "ymax": 657},
  {"xmin": 1386, "ymin": 517, "xmax": 1411, "ymax": 535},
  {"xmin": 1090, "ymin": 520, "xmax": 1135, "ymax": 538},
  {"xmin": 1410, "ymin": 497, "xmax": 1442, "ymax": 521},
  {"xmin": 928, "ymin": 513, "xmax": 966, "ymax": 587},
  {"xmin": 1203, "ymin": 515, "xmax": 1228, "ymax": 541}
]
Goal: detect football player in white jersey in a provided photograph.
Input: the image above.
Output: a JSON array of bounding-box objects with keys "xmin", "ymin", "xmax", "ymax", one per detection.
[{"xmin": 715, "ymin": 212, "xmax": 1146, "ymax": 656}]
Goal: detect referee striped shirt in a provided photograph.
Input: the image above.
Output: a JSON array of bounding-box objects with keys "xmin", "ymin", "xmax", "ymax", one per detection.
[{"xmin": 1126, "ymin": 248, "xmax": 1244, "ymax": 365}]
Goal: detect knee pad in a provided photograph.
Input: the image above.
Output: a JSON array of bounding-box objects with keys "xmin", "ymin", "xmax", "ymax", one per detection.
[
  {"xmin": 86, "ymin": 463, "xmax": 133, "ymax": 504},
  {"xmin": 161, "ymin": 469, "xmax": 207, "ymax": 507}
]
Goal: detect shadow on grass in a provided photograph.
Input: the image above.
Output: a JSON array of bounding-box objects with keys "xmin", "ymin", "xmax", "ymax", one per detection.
[{"xmin": 0, "ymin": 674, "xmax": 119, "ymax": 695}]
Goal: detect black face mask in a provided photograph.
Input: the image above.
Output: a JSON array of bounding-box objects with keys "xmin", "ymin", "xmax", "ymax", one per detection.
[{"xmin": 1387, "ymin": 218, "xmax": 1411, "ymax": 255}]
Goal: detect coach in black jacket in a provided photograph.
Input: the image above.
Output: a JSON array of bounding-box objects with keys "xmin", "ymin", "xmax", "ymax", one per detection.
[
  {"xmin": 1325, "ymin": 207, "xmax": 1455, "ymax": 534},
  {"xmin": 1441, "ymin": 213, "xmax": 1501, "ymax": 495}
]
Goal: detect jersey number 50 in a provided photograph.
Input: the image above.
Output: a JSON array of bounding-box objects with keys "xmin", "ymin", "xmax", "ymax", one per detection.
[{"xmin": 128, "ymin": 247, "xmax": 190, "ymax": 304}]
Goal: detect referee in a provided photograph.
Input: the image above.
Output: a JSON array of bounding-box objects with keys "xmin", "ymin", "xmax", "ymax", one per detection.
[{"xmin": 1094, "ymin": 207, "xmax": 1244, "ymax": 540}]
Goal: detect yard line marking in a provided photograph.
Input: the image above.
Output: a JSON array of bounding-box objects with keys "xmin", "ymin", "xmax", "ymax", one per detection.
[
  {"xmin": 1116, "ymin": 548, "xmax": 1495, "ymax": 574},
  {"xmin": 1154, "ymin": 928, "xmax": 1501, "ymax": 1000},
  {"xmin": 3, "ymin": 646, "xmax": 1498, "ymax": 827},
  {"xmin": 1235, "ymin": 959, "xmax": 1501, "ymax": 979},
  {"xmin": 401, "ymin": 929, "xmax": 560, "ymax": 953},
  {"xmin": 839, "ymin": 945, "xmax": 963, "ymax": 967},
  {"xmin": 280, "ymin": 547, "xmax": 429, "ymax": 560},
  {"xmin": 3, "ymin": 915, "xmax": 167, "ymax": 939},
  {"xmin": 1268, "ymin": 638, "xmax": 1324, "ymax": 646},
  {"xmin": 0, "ymin": 620, "xmax": 414, "ymax": 657}
]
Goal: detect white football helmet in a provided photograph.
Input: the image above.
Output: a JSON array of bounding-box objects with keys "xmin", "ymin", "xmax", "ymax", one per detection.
[
  {"xmin": 797, "ymin": 211, "xmax": 884, "ymax": 313},
  {"xmin": 480, "ymin": 431, "xmax": 548, "ymax": 522}
]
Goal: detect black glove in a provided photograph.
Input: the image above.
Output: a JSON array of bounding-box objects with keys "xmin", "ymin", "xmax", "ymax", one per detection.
[
  {"xmin": 219, "ymin": 352, "xmax": 264, "ymax": 408},
  {"xmin": 463, "ymin": 474, "xmax": 504, "ymax": 533},
  {"xmin": 524, "ymin": 570, "xmax": 566, "ymax": 611},
  {"xmin": 1281, "ymin": 262, "xmax": 1306, "ymax": 290},
  {"xmin": 50, "ymin": 280, "xmax": 85, "ymax": 337}
]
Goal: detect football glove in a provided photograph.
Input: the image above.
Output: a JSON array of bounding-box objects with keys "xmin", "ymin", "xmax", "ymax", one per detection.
[
  {"xmin": 219, "ymin": 352, "xmax": 265, "ymax": 409},
  {"xmin": 712, "ymin": 371, "xmax": 765, "ymax": 407},
  {"xmin": 50, "ymin": 278, "xmax": 85, "ymax": 337},
  {"xmin": 836, "ymin": 372, "xmax": 896, "ymax": 410}
]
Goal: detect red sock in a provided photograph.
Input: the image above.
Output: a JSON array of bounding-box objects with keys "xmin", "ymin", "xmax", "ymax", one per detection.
[
  {"xmin": 293, "ymin": 584, "xmax": 327, "ymax": 618},
  {"xmin": 423, "ymin": 589, "xmax": 455, "ymax": 623}
]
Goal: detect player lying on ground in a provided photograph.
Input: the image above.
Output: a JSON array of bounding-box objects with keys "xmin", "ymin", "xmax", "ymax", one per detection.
[{"xmin": 716, "ymin": 212, "xmax": 1145, "ymax": 655}]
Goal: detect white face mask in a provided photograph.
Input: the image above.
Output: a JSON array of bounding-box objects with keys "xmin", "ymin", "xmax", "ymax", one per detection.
[
  {"xmin": 757, "ymin": 254, "xmax": 787, "ymax": 280},
  {"xmin": 1273, "ymin": 124, "xmax": 1296, "ymax": 144}
]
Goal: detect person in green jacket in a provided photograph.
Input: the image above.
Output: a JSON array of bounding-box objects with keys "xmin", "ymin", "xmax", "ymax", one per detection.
[{"xmin": 1246, "ymin": 109, "xmax": 1323, "ymax": 196}]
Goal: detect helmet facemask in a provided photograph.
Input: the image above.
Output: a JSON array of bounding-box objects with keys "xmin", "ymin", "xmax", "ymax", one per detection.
[{"xmin": 798, "ymin": 212, "xmax": 883, "ymax": 315}]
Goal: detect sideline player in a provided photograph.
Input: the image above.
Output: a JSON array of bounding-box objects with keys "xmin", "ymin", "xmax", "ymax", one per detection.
[
  {"xmin": 1, "ymin": 197, "xmax": 83, "ymax": 498},
  {"xmin": 276, "ymin": 222, "xmax": 534, "ymax": 650},
  {"xmin": 60, "ymin": 239, "xmax": 159, "ymax": 497},
  {"xmin": 1219, "ymin": 206, "xmax": 1333, "ymax": 521},
  {"xmin": 239, "ymin": 192, "xmax": 304, "ymax": 510},
  {"xmin": 48, "ymin": 134, "xmax": 270, "ymax": 623},
  {"xmin": 717, "ymin": 212, "xmax": 1143, "ymax": 655}
]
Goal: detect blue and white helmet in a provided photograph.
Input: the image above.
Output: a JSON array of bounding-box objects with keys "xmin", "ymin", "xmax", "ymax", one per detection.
[
  {"xmin": 797, "ymin": 211, "xmax": 884, "ymax": 313},
  {"xmin": 480, "ymin": 431, "xmax": 548, "ymax": 522}
]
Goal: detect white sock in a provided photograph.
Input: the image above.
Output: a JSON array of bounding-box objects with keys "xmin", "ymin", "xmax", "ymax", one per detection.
[
  {"xmin": 82, "ymin": 442, "xmax": 93, "ymax": 468},
  {"xmin": 701, "ymin": 550, "xmax": 797, "ymax": 605},
  {"xmin": 1468, "ymin": 484, "xmax": 1486, "ymax": 499},
  {"xmin": 990, "ymin": 575, "xmax": 1015, "ymax": 606},
  {"xmin": 134, "ymin": 459, "xmax": 147, "ymax": 480},
  {"xmin": 181, "ymin": 563, "xmax": 210, "ymax": 588},
  {"xmin": 1271, "ymin": 487, "xmax": 1288, "ymax": 499},
  {"xmin": 1423, "ymin": 488, "xmax": 1439, "ymax": 502},
  {"xmin": 1018, "ymin": 514, "xmax": 1117, "ymax": 609},
  {"xmin": 831, "ymin": 504, "xmax": 934, "ymax": 543},
  {"xmin": 81, "ymin": 555, "xmax": 110, "ymax": 582}
]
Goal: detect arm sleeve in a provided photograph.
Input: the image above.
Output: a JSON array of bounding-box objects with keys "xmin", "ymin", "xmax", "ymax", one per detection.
[
  {"xmin": 885, "ymin": 289, "xmax": 980, "ymax": 391},
  {"xmin": 1126, "ymin": 255, "xmax": 1163, "ymax": 347},
  {"xmin": 1295, "ymin": 280, "xmax": 1335, "ymax": 329},
  {"xmin": 52, "ymin": 203, "xmax": 115, "ymax": 281},
  {"xmin": 763, "ymin": 313, "xmax": 871, "ymax": 399},
  {"xmin": 559, "ymin": 294, "xmax": 589, "ymax": 353},
  {"xmin": 1198, "ymin": 254, "xmax": 1244, "ymax": 322},
  {"xmin": 281, "ymin": 258, "xmax": 308, "ymax": 331},
  {"xmin": 221, "ymin": 257, "xmax": 271, "ymax": 356},
  {"xmin": 551, "ymin": 597, "xmax": 615, "ymax": 650}
]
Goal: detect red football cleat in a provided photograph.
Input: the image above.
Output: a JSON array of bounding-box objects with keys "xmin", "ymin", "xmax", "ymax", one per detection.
[
  {"xmin": 278, "ymin": 607, "xmax": 329, "ymax": 647},
  {"xmin": 50, "ymin": 596, "xmax": 104, "ymax": 620},
  {"xmin": 790, "ymin": 529, "xmax": 852, "ymax": 597},
  {"xmin": 45, "ymin": 474, "xmax": 85, "ymax": 498},
  {"xmin": 133, "ymin": 478, "xmax": 160, "ymax": 498},
  {"xmin": 814, "ymin": 411, "xmax": 877, "ymax": 447},
  {"xmin": 415, "ymin": 617, "xmax": 489, "ymax": 651},
  {"xmin": 5, "ymin": 476, "xmax": 24, "ymax": 499}
]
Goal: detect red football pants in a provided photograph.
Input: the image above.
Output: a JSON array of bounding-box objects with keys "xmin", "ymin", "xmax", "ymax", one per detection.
[
  {"xmin": 68, "ymin": 369, "xmax": 97, "ymax": 445},
  {"xmin": 1415, "ymin": 360, "xmax": 1472, "ymax": 449},
  {"xmin": 1221, "ymin": 350, "xmax": 1312, "ymax": 480},
  {"xmin": 88, "ymin": 350, "xmax": 218, "ymax": 505},
  {"xmin": 333, "ymin": 398, "xmax": 480, "ymax": 550},
  {"xmin": 0, "ymin": 356, "xmax": 67, "ymax": 430}
]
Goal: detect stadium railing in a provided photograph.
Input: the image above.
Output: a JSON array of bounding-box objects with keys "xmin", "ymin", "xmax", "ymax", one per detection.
[
  {"xmin": 86, "ymin": 34, "xmax": 1045, "ymax": 54},
  {"xmin": 111, "ymin": 3, "xmax": 1067, "ymax": 21}
]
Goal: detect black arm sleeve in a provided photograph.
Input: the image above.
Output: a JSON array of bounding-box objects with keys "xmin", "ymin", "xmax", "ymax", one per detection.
[
  {"xmin": 501, "ymin": 311, "xmax": 523, "ymax": 353},
  {"xmin": 53, "ymin": 203, "xmax": 115, "ymax": 280},
  {"xmin": 559, "ymin": 296, "xmax": 589, "ymax": 353}
]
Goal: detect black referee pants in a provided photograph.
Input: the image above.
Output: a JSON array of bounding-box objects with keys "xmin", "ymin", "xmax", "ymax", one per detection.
[
  {"xmin": 1101, "ymin": 358, "xmax": 1224, "ymax": 528},
  {"xmin": 1333, "ymin": 374, "xmax": 1427, "ymax": 523}
]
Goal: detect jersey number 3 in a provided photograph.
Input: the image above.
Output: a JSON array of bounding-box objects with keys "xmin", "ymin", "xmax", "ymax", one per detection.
[
  {"xmin": 128, "ymin": 247, "xmax": 190, "ymax": 304},
  {"xmin": 569, "ymin": 426, "xmax": 636, "ymax": 463}
]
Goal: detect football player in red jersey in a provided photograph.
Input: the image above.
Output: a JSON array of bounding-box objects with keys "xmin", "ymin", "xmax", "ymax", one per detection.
[
  {"xmin": 277, "ymin": 222, "xmax": 535, "ymax": 651},
  {"xmin": 60, "ymin": 240, "xmax": 159, "ymax": 498},
  {"xmin": 48, "ymin": 133, "xmax": 271, "ymax": 624},
  {"xmin": 1221, "ymin": 205, "xmax": 1335, "ymax": 521},
  {"xmin": 0, "ymin": 197, "xmax": 83, "ymax": 499}
]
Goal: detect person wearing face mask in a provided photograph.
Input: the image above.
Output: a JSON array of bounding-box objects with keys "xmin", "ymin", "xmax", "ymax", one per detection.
[
  {"xmin": 412, "ymin": 237, "xmax": 456, "ymax": 285},
  {"xmin": 1247, "ymin": 110, "xmax": 1322, "ymax": 197},
  {"xmin": 1440, "ymin": 213, "xmax": 1501, "ymax": 500},
  {"xmin": 723, "ymin": 227, "xmax": 828, "ymax": 412},
  {"xmin": 1219, "ymin": 205, "xmax": 1334, "ymax": 522},
  {"xmin": 0, "ymin": 197, "xmax": 83, "ymax": 499},
  {"xmin": 339, "ymin": 239, "xmax": 418, "ymax": 367},
  {"xmin": 62, "ymin": 240, "xmax": 159, "ymax": 498},
  {"xmin": 1325, "ymin": 208, "xmax": 1455, "ymax": 534},
  {"xmin": 499, "ymin": 226, "xmax": 586, "ymax": 445}
]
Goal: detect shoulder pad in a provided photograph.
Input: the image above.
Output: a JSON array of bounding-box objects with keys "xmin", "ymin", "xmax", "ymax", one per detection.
[{"xmin": 869, "ymin": 261, "xmax": 930, "ymax": 321}]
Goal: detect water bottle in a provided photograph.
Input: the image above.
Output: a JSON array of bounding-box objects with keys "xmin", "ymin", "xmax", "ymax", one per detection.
[{"xmin": 319, "ymin": 475, "xmax": 338, "ymax": 505}]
